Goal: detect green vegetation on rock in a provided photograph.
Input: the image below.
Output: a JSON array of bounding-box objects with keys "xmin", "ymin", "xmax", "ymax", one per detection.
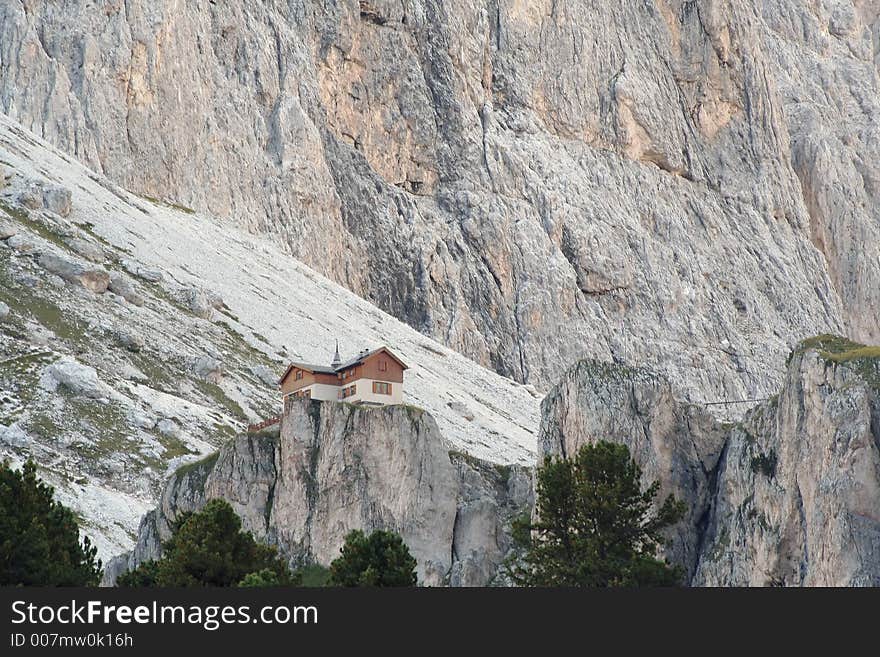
[{"xmin": 794, "ymin": 334, "xmax": 880, "ymax": 388}]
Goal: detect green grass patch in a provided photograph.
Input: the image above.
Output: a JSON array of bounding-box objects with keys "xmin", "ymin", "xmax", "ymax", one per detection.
[
  {"xmin": 194, "ymin": 380, "xmax": 247, "ymax": 421},
  {"xmin": 136, "ymin": 193, "xmax": 195, "ymax": 215},
  {"xmin": 173, "ymin": 451, "xmax": 220, "ymax": 480},
  {"xmin": 125, "ymin": 351, "xmax": 179, "ymax": 393},
  {"xmin": 0, "ymin": 350, "xmax": 56, "ymax": 422},
  {"xmin": 156, "ymin": 431, "xmax": 196, "ymax": 461},
  {"xmin": 0, "ymin": 200, "xmax": 72, "ymax": 252},
  {"xmin": 24, "ymin": 410, "xmax": 63, "ymax": 440},
  {"xmin": 794, "ymin": 334, "xmax": 880, "ymax": 388},
  {"xmin": 67, "ymin": 397, "xmax": 136, "ymax": 455},
  {"xmin": 0, "ymin": 261, "xmax": 92, "ymax": 350},
  {"xmin": 212, "ymin": 422, "xmax": 239, "ymax": 443}
]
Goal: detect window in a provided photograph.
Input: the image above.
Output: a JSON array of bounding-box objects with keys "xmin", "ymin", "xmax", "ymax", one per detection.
[
  {"xmin": 373, "ymin": 382, "xmax": 392, "ymax": 395},
  {"xmin": 379, "ymin": 360, "xmax": 387, "ymax": 372},
  {"xmin": 295, "ymin": 370, "xmax": 303, "ymax": 381},
  {"xmin": 339, "ymin": 384, "xmax": 357, "ymax": 399}
]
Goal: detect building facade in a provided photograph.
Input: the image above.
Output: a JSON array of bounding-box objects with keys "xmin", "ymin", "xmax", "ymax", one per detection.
[{"xmin": 279, "ymin": 345, "xmax": 408, "ymax": 410}]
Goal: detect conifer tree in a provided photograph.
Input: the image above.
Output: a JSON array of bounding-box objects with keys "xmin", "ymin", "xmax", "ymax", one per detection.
[
  {"xmin": 0, "ymin": 460, "xmax": 102, "ymax": 586},
  {"xmin": 508, "ymin": 441, "xmax": 685, "ymax": 587}
]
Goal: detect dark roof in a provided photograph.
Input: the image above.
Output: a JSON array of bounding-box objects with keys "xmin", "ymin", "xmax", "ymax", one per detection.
[
  {"xmin": 289, "ymin": 362, "xmax": 336, "ymax": 375},
  {"xmin": 278, "ymin": 346, "xmax": 409, "ymax": 385},
  {"xmin": 334, "ymin": 346, "xmax": 409, "ymax": 372}
]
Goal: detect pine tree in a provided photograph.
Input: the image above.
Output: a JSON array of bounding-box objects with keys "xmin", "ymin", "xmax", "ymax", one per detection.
[
  {"xmin": 328, "ymin": 529, "xmax": 418, "ymax": 587},
  {"xmin": 118, "ymin": 499, "xmax": 295, "ymax": 586},
  {"xmin": 0, "ymin": 460, "xmax": 102, "ymax": 586},
  {"xmin": 508, "ymin": 441, "xmax": 685, "ymax": 587}
]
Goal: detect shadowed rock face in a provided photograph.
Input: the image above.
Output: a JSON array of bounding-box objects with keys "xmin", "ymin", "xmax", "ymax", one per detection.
[
  {"xmin": 3, "ymin": 1, "xmax": 877, "ymax": 397},
  {"xmin": 540, "ymin": 337, "xmax": 880, "ymax": 586},
  {"xmin": 110, "ymin": 401, "xmax": 533, "ymax": 586},
  {"xmin": 694, "ymin": 343, "xmax": 880, "ymax": 586},
  {"xmin": 539, "ymin": 361, "xmax": 728, "ymax": 581}
]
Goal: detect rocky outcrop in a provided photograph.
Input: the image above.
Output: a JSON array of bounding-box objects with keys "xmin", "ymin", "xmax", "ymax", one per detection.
[
  {"xmin": 540, "ymin": 336, "xmax": 880, "ymax": 586},
  {"xmin": 37, "ymin": 252, "xmax": 110, "ymax": 294},
  {"xmin": 540, "ymin": 361, "xmax": 728, "ymax": 580},
  {"xmin": 116, "ymin": 335, "xmax": 880, "ymax": 587},
  {"xmin": 2, "ymin": 1, "xmax": 876, "ymax": 398},
  {"xmin": 694, "ymin": 337, "xmax": 880, "ymax": 586},
  {"xmin": 114, "ymin": 401, "xmax": 533, "ymax": 586}
]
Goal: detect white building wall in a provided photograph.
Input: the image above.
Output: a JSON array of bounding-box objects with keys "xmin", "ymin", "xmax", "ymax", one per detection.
[
  {"xmin": 283, "ymin": 380, "xmax": 404, "ymax": 407},
  {"xmin": 284, "ymin": 383, "xmax": 341, "ymax": 403},
  {"xmin": 346, "ymin": 378, "xmax": 404, "ymax": 406}
]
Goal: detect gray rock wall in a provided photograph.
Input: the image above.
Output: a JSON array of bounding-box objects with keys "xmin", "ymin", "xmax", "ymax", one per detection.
[
  {"xmin": 114, "ymin": 402, "xmax": 533, "ymax": 586},
  {"xmin": 3, "ymin": 1, "xmax": 876, "ymax": 396},
  {"xmin": 116, "ymin": 336, "xmax": 880, "ymax": 587},
  {"xmin": 540, "ymin": 338, "xmax": 880, "ymax": 586}
]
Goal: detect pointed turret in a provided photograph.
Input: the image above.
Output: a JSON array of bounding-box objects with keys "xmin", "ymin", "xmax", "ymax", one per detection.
[{"xmin": 331, "ymin": 340, "xmax": 341, "ymax": 368}]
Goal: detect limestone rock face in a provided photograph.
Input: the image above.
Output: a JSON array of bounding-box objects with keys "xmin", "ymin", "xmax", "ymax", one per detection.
[
  {"xmin": 2, "ymin": 1, "xmax": 876, "ymax": 398},
  {"xmin": 694, "ymin": 344, "xmax": 880, "ymax": 586},
  {"xmin": 117, "ymin": 336, "xmax": 880, "ymax": 587},
  {"xmin": 271, "ymin": 402, "xmax": 460, "ymax": 585},
  {"xmin": 116, "ymin": 402, "xmax": 533, "ymax": 586},
  {"xmin": 539, "ymin": 361, "xmax": 728, "ymax": 579},
  {"xmin": 539, "ymin": 337, "xmax": 880, "ymax": 586}
]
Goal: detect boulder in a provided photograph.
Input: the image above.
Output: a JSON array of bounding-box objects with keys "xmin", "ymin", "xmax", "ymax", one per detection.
[
  {"xmin": 108, "ymin": 273, "xmax": 145, "ymax": 306},
  {"xmin": 157, "ymin": 418, "xmax": 181, "ymax": 439},
  {"xmin": 0, "ymin": 301, "xmax": 9, "ymax": 321},
  {"xmin": 65, "ymin": 237, "xmax": 104, "ymax": 262},
  {"xmin": 251, "ymin": 365, "xmax": 279, "ymax": 387},
  {"xmin": 447, "ymin": 401, "xmax": 475, "ymax": 422},
  {"xmin": 114, "ymin": 330, "xmax": 144, "ymax": 353},
  {"xmin": 6, "ymin": 234, "xmax": 39, "ymax": 254},
  {"xmin": 37, "ymin": 252, "xmax": 110, "ymax": 293},
  {"xmin": 18, "ymin": 186, "xmax": 42, "ymax": 210},
  {"xmin": 42, "ymin": 185, "xmax": 72, "ymax": 217},
  {"xmin": 180, "ymin": 287, "xmax": 214, "ymax": 319},
  {"xmin": 193, "ymin": 355, "xmax": 224, "ymax": 382},
  {"xmin": 0, "ymin": 221, "xmax": 16, "ymax": 240},
  {"xmin": 121, "ymin": 259, "xmax": 163, "ymax": 283},
  {"xmin": 0, "ymin": 423, "xmax": 28, "ymax": 448},
  {"xmin": 40, "ymin": 358, "xmax": 111, "ymax": 400}
]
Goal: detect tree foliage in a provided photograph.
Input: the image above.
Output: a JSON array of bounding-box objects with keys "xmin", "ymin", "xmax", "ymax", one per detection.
[
  {"xmin": 0, "ymin": 460, "xmax": 102, "ymax": 586},
  {"xmin": 508, "ymin": 441, "xmax": 686, "ymax": 587},
  {"xmin": 118, "ymin": 499, "xmax": 296, "ymax": 587},
  {"xmin": 328, "ymin": 529, "xmax": 418, "ymax": 587},
  {"xmin": 238, "ymin": 568, "xmax": 285, "ymax": 587}
]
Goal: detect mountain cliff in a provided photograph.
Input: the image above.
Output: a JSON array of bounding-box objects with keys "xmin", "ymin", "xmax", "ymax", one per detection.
[
  {"xmin": 109, "ymin": 400, "xmax": 532, "ymax": 586},
  {"xmin": 541, "ymin": 335, "xmax": 880, "ymax": 586},
  {"xmin": 118, "ymin": 334, "xmax": 880, "ymax": 586},
  {"xmin": 3, "ymin": 1, "xmax": 877, "ymax": 398},
  {"xmin": 0, "ymin": 113, "xmax": 539, "ymax": 559}
]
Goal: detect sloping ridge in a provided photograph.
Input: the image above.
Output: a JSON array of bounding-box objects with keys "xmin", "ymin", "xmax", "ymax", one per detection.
[{"xmin": 0, "ymin": 113, "xmax": 539, "ymax": 559}]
